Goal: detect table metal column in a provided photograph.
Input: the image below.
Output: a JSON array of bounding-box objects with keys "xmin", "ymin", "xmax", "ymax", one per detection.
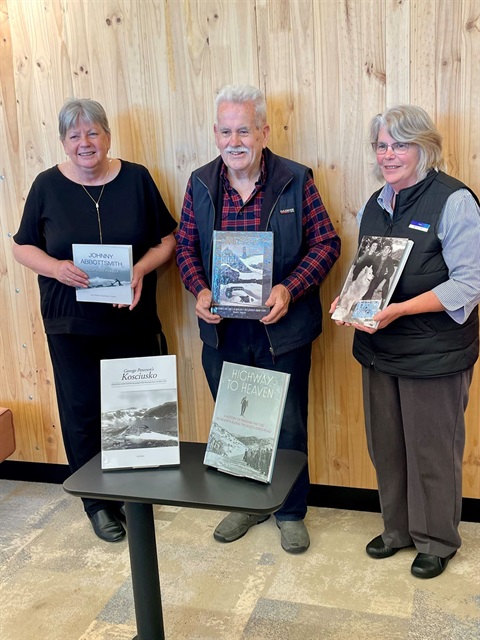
[{"xmin": 126, "ymin": 502, "xmax": 165, "ymax": 640}]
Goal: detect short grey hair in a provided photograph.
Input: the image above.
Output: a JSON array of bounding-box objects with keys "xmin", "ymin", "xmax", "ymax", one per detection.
[
  {"xmin": 215, "ymin": 85, "xmax": 267, "ymax": 128},
  {"xmin": 58, "ymin": 98, "xmax": 110, "ymax": 141},
  {"xmin": 369, "ymin": 105, "xmax": 445, "ymax": 182}
]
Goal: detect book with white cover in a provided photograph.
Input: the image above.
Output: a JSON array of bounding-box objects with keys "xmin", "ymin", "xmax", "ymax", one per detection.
[
  {"xmin": 331, "ymin": 235, "xmax": 414, "ymax": 328},
  {"xmin": 100, "ymin": 355, "xmax": 180, "ymax": 470},
  {"xmin": 72, "ymin": 243, "xmax": 133, "ymax": 304},
  {"xmin": 204, "ymin": 362, "xmax": 290, "ymax": 483},
  {"xmin": 210, "ymin": 231, "xmax": 273, "ymax": 319}
]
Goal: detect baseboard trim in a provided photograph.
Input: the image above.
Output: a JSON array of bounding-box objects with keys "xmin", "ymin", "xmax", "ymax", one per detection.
[
  {"xmin": 1, "ymin": 460, "xmax": 479, "ymax": 523},
  {"xmin": 307, "ymin": 483, "xmax": 480, "ymax": 523},
  {"xmin": 0, "ymin": 460, "xmax": 70, "ymax": 484}
]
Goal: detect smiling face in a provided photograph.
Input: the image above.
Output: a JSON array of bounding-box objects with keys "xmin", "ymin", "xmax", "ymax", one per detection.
[
  {"xmin": 214, "ymin": 101, "xmax": 269, "ymax": 181},
  {"xmin": 376, "ymin": 126, "xmax": 420, "ymax": 193},
  {"xmin": 62, "ymin": 119, "xmax": 111, "ymax": 178}
]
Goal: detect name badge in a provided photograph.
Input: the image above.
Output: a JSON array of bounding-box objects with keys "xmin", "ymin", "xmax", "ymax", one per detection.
[{"xmin": 409, "ymin": 220, "xmax": 430, "ymax": 232}]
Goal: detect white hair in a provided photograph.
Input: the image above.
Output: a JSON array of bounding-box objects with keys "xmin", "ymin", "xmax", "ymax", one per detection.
[{"xmin": 215, "ymin": 85, "xmax": 267, "ymax": 127}]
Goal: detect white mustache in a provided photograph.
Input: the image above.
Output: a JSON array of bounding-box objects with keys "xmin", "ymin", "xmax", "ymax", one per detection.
[{"xmin": 225, "ymin": 146, "xmax": 249, "ymax": 154}]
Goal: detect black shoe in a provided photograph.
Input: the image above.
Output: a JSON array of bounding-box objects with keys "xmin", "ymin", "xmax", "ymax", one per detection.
[
  {"xmin": 88, "ymin": 509, "xmax": 126, "ymax": 543},
  {"xmin": 411, "ymin": 551, "xmax": 456, "ymax": 579},
  {"xmin": 115, "ymin": 505, "xmax": 126, "ymax": 524},
  {"xmin": 366, "ymin": 534, "xmax": 412, "ymax": 559}
]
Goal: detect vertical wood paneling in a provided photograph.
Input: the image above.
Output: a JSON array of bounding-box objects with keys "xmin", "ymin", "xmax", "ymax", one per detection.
[
  {"xmin": 1, "ymin": 0, "xmax": 479, "ymax": 498},
  {"xmin": 385, "ymin": 0, "xmax": 410, "ymax": 105}
]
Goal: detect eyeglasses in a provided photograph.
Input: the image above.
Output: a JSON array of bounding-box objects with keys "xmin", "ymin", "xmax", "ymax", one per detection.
[{"xmin": 372, "ymin": 142, "xmax": 410, "ymax": 155}]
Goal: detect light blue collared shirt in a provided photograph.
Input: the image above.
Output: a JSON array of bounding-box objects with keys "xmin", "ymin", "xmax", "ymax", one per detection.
[{"xmin": 357, "ymin": 182, "xmax": 480, "ymax": 324}]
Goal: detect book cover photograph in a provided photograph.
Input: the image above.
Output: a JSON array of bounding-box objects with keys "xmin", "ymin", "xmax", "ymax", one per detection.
[
  {"xmin": 72, "ymin": 243, "xmax": 133, "ymax": 305},
  {"xmin": 204, "ymin": 362, "xmax": 290, "ymax": 483},
  {"xmin": 100, "ymin": 355, "xmax": 180, "ymax": 470},
  {"xmin": 210, "ymin": 231, "xmax": 274, "ymax": 319},
  {"xmin": 331, "ymin": 235, "xmax": 414, "ymax": 328}
]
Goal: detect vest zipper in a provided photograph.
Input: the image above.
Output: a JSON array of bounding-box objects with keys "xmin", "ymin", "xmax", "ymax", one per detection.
[
  {"xmin": 263, "ymin": 175, "xmax": 293, "ymax": 359},
  {"xmin": 198, "ymin": 175, "xmax": 220, "ymax": 349}
]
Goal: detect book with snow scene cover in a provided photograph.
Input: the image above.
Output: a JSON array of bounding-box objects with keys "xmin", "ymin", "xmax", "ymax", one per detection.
[
  {"xmin": 100, "ymin": 355, "xmax": 180, "ymax": 470},
  {"xmin": 210, "ymin": 231, "xmax": 273, "ymax": 319},
  {"xmin": 72, "ymin": 243, "xmax": 133, "ymax": 304},
  {"xmin": 204, "ymin": 362, "xmax": 290, "ymax": 483}
]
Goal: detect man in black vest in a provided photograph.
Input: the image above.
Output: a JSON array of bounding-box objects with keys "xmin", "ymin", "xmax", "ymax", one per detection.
[{"xmin": 176, "ymin": 85, "xmax": 340, "ymax": 553}]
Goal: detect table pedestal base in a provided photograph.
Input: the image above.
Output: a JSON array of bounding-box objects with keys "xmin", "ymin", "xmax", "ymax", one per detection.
[{"xmin": 126, "ymin": 502, "xmax": 165, "ymax": 640}]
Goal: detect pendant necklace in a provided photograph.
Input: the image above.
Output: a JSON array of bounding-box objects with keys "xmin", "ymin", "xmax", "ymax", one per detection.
[{"xmin": 77, "ymin": 163, "xmax": 110, "ymax": 244}]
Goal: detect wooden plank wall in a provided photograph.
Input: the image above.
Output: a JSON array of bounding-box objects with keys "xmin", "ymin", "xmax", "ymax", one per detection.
[{"xmin": 1, "ymin": 0, "xmax": 479, "ymax": 496}]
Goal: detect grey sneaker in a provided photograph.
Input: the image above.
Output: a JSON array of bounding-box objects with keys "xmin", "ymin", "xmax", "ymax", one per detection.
[
  {"xmin": 214, "ymin": 512, "xmax": 270, "ymax": 543},
  {"xmin": 276, "ymin": 520, "xmax": 310, "ymax": 554}
]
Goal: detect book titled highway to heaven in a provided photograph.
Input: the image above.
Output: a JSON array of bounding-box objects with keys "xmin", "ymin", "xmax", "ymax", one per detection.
[
  {"xmin": 100, "ymin": 355, "xmax": 180, "ymax": 470},
  {"xmin": 72, "ymin": 243, "xmax": 133, "ymax": 304},
  {"xmin": 210, "ymin": 231, "xmax": 274, "ymax": 319},
  {"xmin": 204, "ymin": 361, "xmax": 290, "ymax": 483}
]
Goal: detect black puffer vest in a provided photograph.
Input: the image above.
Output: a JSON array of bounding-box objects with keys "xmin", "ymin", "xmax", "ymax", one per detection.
[{"xmin": 353, "ymin": 171, "xmax": 479, "ymax": 378}]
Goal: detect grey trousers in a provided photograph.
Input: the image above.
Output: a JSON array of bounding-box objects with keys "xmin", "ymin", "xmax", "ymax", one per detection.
[{"xmin": 362, "ymin": 365, "xmax": 473, "ymax": 557}]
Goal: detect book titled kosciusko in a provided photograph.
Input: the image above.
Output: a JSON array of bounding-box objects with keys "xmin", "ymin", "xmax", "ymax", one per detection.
[
  {"xmin": 100, "ymin": 355, "xmax": 180, "ymax": 470},
  {"xmin": 210, "ymin": 231, "xmax": 273, "ymax": 319},
  {"xmin": 204, "ymin": 362, "xmax": 290, "ymax": 483},
  {"xmin": 72, "ymin": 243, "xmax": 133, "ymax": 304}
]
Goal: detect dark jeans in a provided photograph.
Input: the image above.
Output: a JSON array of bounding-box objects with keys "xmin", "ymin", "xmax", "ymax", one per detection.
[
  {"xmin": 47, "ymin": 332, "xmax": 163, "ymax": 516},
  {"xmin": 202, "ymin": 319, "xmax": 312, "ymax": 520}
]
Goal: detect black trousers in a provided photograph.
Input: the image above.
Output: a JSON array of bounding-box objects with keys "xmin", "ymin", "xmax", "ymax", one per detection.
[{"xmin": 47, "ymin": 332, "xmax": 163, "ymax": 516}]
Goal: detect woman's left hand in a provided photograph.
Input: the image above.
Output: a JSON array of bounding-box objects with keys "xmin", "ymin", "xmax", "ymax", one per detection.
[
  {"xmin": 352, "ymin": 303, "xmax": 404, "ymax": 333},
  {"xmin": 113, "ymin": 264, "xmax": 144, "ymax": 310},
  {"xmin": 113, "ymin": 237, "xmax": 176, "ymax": 311}
]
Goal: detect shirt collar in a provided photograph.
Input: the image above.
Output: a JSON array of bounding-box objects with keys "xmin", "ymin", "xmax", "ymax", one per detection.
[
  {"xmin": 377, "ymin": 183, "xmax": 395, "ymax": 214},
  {"xmin": 220, "ymin": 153, "xmax": 267, "ymax": 187}
]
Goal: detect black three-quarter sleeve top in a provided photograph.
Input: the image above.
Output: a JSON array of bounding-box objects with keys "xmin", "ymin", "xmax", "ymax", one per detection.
[{"xmin": 14, "ymin": 161, "xmax": 177, "ymax": 336}]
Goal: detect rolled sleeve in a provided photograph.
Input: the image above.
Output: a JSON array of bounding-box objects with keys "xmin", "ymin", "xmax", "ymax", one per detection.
[{"xmin": 434, "ymin": 190, "xmax": 480, "ymax": 324}]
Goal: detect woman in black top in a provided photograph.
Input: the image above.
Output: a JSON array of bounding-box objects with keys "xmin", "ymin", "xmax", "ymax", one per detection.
[{"xmin": 13, "ymin": 98, "xmax": 177, "ymax": 542}]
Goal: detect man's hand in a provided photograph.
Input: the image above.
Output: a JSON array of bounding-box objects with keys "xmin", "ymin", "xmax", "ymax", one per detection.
[
  {"xmin": 196, "ymin": 288, "xmax": 222, "ymax": 324},
  {"xmin": 260, "ymin": 284, "xmax": 291, "ymax": 325}
]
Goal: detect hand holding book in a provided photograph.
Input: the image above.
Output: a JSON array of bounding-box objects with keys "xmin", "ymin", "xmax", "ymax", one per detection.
[
  {"xmin": 331, "ymin": 236, "xmax": 413, "ymax": 329},
  {"xmin": 260, "ymin": 284, "xmax": 291, "ymax": 325},
  {"xmin": 197, "ymin": 288, "xmax": 222, "ymax": 324},
  {"xmin": 72, "ymin": 243, "xmax": 134, "ymax": 305},
  {"xmin": 331, "ymin": 296, "xmax": 397, "ymax": 333}
]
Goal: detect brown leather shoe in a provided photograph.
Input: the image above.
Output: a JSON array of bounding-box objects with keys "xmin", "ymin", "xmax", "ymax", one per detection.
[{"xmin": 89, "ymin": 509, "xmax": 126, "ymax": 542}]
